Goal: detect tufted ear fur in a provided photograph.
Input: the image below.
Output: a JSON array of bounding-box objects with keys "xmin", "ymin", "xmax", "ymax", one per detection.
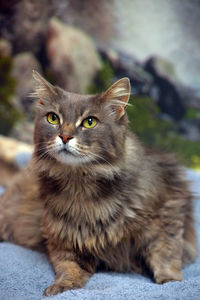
[
  {"xmin": 102, "ymin": 77, "xmax": 131, "ymax": 119},
  {"xmin": 32, "ymin": 70, "xmax": 57, "ymax": 104}
]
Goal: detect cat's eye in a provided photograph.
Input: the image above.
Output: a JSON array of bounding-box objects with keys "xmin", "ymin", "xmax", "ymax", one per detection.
[
  {"xmin": 47, "ymin": 113, "xmax": 60, "ymax": 125},
  {"xmin": 82, "ymin": 117, "xmax": 97, "ymax": 129}
]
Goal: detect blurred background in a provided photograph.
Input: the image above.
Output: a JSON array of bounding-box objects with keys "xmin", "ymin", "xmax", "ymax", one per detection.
[{"xmin": 0, "ymin": 0, "xmax": 200, "ymax": 186}]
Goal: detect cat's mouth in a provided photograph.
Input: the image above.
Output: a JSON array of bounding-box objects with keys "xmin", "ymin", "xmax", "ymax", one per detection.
[
  {"xmin": 58, "ymin": 148, "xmax": 76, "ymax": 157},
  {"xmin": 55, "ymin": 145, "xmax": 90, "ymax": 165},
  {"xmin": 52, "ymin": 137, "xmax": 91, "ymax": 165}
]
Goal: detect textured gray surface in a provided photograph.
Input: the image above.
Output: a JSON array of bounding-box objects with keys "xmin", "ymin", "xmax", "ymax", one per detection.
[{"xmin": 0, "ymin": 169, "xmax": 199, "ymax": 299}]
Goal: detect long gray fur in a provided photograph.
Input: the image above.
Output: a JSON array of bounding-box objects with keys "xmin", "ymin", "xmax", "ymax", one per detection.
[{"xmin": 0, "ymin": 169, "xmax": 199, "ymax": 300}]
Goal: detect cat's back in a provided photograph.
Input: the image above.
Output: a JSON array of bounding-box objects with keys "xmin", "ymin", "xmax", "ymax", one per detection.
[
  {"xmin": 124, "ymin": 131, "xmax": 191, "ymax": 206},
  {"xmin": 144, "ymin": 146, "xmax": 189, "ymax": 192}
]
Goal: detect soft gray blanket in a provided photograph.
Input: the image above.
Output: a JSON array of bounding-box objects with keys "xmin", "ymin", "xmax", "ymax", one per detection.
[{"xmin": 0, "ymin": 169, "xmax": 199, "ymax": 300}]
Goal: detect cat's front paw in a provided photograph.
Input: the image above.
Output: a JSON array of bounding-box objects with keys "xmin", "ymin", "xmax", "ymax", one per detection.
[
  {"xmin": 155, "ymin": 269, "xmax": 183, "ymax": 284},
  {"xmin": 43, "ymin": 284, "xmax": 66, "ymax": 296}
]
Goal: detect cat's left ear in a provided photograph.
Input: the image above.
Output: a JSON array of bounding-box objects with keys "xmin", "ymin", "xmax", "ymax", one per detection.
[
  {"xmin": 32, "ymin": 70, "xmax": 57, "ymax": 104},
  {"xmin": 102, "ymin": 77, "xmax": 131, "ymax": 119}
]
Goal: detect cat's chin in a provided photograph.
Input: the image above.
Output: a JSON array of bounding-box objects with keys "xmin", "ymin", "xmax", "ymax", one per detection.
[{"xmin": 54, "ymin": 150, "xmax": 91, "ymax": 166}]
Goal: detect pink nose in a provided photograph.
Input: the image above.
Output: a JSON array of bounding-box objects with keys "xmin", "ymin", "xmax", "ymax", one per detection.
[{"xmin": 59, "ymin": 134, "xmax": 73, "ymax": 144}]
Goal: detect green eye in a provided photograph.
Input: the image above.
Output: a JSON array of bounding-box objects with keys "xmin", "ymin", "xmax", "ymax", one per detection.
[
  {"xmin": 82, "ymin": 117, "xmax": 97, "ymax": 128},
  {"xmin": 47, "ymin": 113, "xmax": 59, "ymax": 125}
]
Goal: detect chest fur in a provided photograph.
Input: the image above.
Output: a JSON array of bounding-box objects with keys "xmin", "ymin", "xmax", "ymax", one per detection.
[
  {"xmin": 42, "ymin": 198, "xmax": 129, "ymax": 254},
  {"xmin": 39, "ymin": 170, "xmax": 142, "ymax": 257},
  {"xmin": 40, "ymin": 175, "xmax": 131, "ymax": 252}
]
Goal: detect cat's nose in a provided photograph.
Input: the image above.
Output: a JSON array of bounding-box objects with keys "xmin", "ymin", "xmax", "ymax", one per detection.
[{"xmin": 59, "ymin": 134, "xmax": 73, "ymax": 144}]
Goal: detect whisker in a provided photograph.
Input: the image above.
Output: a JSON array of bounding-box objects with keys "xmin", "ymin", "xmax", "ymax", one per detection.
[
  {"xmin": 90, "ymin": 152, "xmax": 120, "ymax": 176},
  {"xmin": 69, "ymin": 142, "xmax": 120, "ymax": 175},
  {"xmin": 75, "ymin": 147, "xmax": 120, "ymax": 177},
  {"xmin": 34, "ymin": 139, "xmax": 120, "ymax": 177}
]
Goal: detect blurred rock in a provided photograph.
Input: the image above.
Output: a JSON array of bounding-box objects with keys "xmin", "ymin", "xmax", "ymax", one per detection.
[
  {"xmin": 180, "ymin": 120, "xmax": 200, "ymax": 142},
  {"xmin": 0, "ymin": 135, "xmax": 33, "ymax": 166},
  {"xmin": 104, "ymin": 50, "xmax": 153, "ymax": 95},
  {"xmin": 101, "ymin": 49, "xmax": 200, "ymax": 143},
  {"xmin": 12, "ymin": 52, "xmax": 42, "ymax": 116},
  {"xmin": 0, "ymin": 38, "xmax": 12, "ymax": 56},
  {"xmin": 0, "ymin": 0, "xmax": 19, "ymax": 13},
  {"xmin": 144, "ymin": 56, "xmax": 185, "ymax": 120},
  {"xmin": 0, "ymin": 0, "xmax": 50, "ymax": 54},
  {"xmin": 145, "ymin": 56, "xmax": 179, "ymax": 83},
  {"xmin": 177, "ymin": 85, "xmax": 200, "ymax": 110},
  {"xmin": 51, "ymin": 0, "xmax": 200, "ymax": 95},
  {"xmin": 0, "ymin": 135, "xmax": 33, "ymax": 187},
  {"xmin": 100, "ymin": 48, "xmax": 119, "ymax": 67},
  {"xmin": 51, "ymin": 0, "xmax": 115, "ymax": 45},
  {"xmin": 13, "ymin": 0, "xmax": 50, "ymax": 53},
  {"xmin": 46, "ymin": 18, "xmax": 102, "ymax": 93}
]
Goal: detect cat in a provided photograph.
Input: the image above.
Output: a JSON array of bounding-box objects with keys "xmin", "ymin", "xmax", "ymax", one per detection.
[{"xmin": 0, "ymin": 71, "xmax": 197, "ymax": 296}]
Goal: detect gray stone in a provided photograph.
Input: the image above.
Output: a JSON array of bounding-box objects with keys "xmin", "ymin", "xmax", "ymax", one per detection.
[
  {"xmin": 12, "ymin": 52, "xmax": 42, "ymax": 116},
  {"xmin": 180, "ymin": 120, "xmax": 200, "ymax": 142},
  {"xmin": 0, "ymin": 39, "xmax": 12, "ymax": 56},
  {"xmin": 13, "ymin": 0, "xmax": 50, "ymax": 53},
  {"xmin": 46, "ymin": 18, "xmax": 102, "ymax": 93}
]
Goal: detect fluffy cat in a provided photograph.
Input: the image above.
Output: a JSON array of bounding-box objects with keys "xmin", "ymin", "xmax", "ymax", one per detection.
[{"xmin": 0, "ymin": 71, "xmax": 197, "ymax": 296}]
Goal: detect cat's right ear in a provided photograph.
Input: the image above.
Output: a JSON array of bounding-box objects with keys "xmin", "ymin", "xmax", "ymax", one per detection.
[
  {"xmin": 102, "ymin": 77, "xmax": 131, "ymax": 119},
  {"xmin": 32, "ymin": 70, "xmax": 57, "ymax": 105}
]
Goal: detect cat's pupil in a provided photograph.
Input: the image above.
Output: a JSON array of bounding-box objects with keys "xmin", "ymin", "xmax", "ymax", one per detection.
[
  {"xmin": 52, "ymin": 114, "xmax": 57, "ymax": 121},
  {"xmin": 88, "ymin": 117, "xmax": 93, "ymax": 126}
]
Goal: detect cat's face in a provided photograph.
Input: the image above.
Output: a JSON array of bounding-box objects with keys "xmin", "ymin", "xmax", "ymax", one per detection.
[{"xmin": 33, "ymin": 71, "xmax": 130, "ymax": 167}]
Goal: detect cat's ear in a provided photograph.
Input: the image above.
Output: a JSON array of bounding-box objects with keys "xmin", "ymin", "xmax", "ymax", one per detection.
[
  {"xmin": 32, "ymin": 70, "xmax": 57, "ymax": 104},
  {"xmin": 102, "ymin": 78, "xmax": 131, "ymax": 119}
]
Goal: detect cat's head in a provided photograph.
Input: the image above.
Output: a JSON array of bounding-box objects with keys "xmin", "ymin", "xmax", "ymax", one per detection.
[{"xmin": 32, "ymin": 71, "xmax": 130, "ymax": 167}]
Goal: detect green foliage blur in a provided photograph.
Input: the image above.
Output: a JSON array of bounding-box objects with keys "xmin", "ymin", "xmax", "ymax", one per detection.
[
  {"xmin": 128, "ymin": 96, "xmax": 200, "ymax": 169},
  {"xmin": 87, "ymin": 60, "xmax": 114, "ymax": 94},
  {"xmin": 185, "ymin": 108, "xmax": 199, "ymax": 120},
  {"xmin": 88, "ymin": 60, "xmax": 200, "ymax": 169},
  {"xmin": 0, "ymin": 55, "xmax": 22, "ymax": 135}
]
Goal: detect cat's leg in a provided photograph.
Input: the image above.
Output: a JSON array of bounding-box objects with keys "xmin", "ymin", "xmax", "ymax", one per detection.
[
  {"xmin": 143, "ymin": 227, "xmax": 184, "ymax": 284},
  {"xmin": 0, "ymin": 173, "xmax": 44, "ymax": 249},
  {"xmin": 182, "ymin": 206, "xmax": 197, "ymax": 265},
  {"xmin": 43, "ymin": 242, "xmax": 96, "ymax": 296},
  {"xmin": 0, "ymin": 192, "xmax": 44, "ymax": 249}
]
